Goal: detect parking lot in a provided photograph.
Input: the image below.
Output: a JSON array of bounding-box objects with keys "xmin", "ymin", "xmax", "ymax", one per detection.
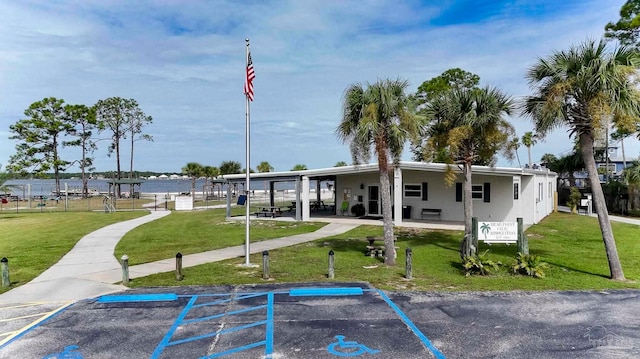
[{"xmin": 1, "ymin": 283, "xmax": 639, "ymax": 358}]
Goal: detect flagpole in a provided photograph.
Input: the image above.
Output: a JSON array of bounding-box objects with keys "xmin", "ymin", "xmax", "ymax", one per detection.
[{"xmin": 244, "ymin": 38, "xmax": 252, "ymax": 266}]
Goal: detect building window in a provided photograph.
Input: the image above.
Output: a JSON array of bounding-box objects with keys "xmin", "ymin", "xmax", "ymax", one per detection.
[
  {"xmin": 343, "ymin": 188, "xmax": 351, "ymax": 201},
  {"xmin": 404, "ymin": 184, "xmax": 421, "ymax": 197},
  {"xmin": 514, "ymin": 183, "xmax": 519, "ymax": 200},
  {"xmin": 472, "ymin": 185, "xmax": 483, "ymax": 199},
  {"xmin": 538, "ymin": 183, "xmax": 543, "ymax": 202},
  {"xmin": 597, "ymin": 163, "xmax": 616, "ymax": 173}
]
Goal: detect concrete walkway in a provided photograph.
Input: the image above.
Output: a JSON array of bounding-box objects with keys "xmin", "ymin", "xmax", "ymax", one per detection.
[
  {"xmin": 82, "ymin": 221, "xmax": 359, "ymax": 283},
  {"xmin": 0, "ymin": 210, "xmax": 358, "ymax": 303}
]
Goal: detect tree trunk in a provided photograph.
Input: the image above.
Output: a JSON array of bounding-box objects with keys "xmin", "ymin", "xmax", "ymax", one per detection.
[
  {"xmin": 81, "ymin": 135, "xmax": 88, "ymax": 198},
  {"xmin": 579, "ymin": 133, "xmax": 625, "ymax": 280},
  {"xmin": 115, "ymin": 136, "xmax": 121, "ymax": 196},
  {"xmin": 376, "ymin": 142, "xmax": 396, "ymax": 266},
  {"xmin": 527, "ymin": 146, "xmax": 532, "ymax": 167},
  {"xmin": 461, "ymin": 160, "xmax": 475, "ymax": 258},
  {"xmin": 53, "ymin": 136, "xmax": 61, "ymax": 195},
  {"xmin": 130, "ymin": 128, "xmax": 135, "ymax": 195},
  {"xmin": 621, "ymin": 137, "xmax": 626, "ymax": 170}
]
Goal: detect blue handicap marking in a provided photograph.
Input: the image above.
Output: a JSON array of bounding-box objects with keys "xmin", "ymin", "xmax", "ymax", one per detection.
[
  {"xmin": 42, "ymin": 345, "xmax": 83, "ymax": 359},
  {"xmin": 327, "ymin": 335, "xmax": 380, "ymax": 357}
]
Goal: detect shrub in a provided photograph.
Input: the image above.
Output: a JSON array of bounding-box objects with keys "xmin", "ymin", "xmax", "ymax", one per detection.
[
  {"xmin": 462, "ymin": 250, "xmax": 501, "ymax": 276},
  {"xmin": 351, "ymin": 203, "xmax": 366, "ymax": 217},
  {"xmin": 512, "ymin": 252, "xmax": 548, "ymax": 278},
  {"xmin": 566, "ymin": 186, "xmax": 582, "ymax": 213}
]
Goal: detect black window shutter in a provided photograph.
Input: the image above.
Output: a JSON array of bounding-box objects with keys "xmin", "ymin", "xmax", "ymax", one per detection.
[
  {"xmin": 484, "ymin": 182, "xmax": 491, "ymax": 202},
  {"xmin": 422, "ymin": 182, "xmax": 428, "ymax": 201},
  {"xmin": 455, "ymin": 182, "xmax": 462, "ymax": 202}
]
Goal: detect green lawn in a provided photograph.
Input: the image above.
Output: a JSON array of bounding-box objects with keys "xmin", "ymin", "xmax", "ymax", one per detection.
[
  {"xmin": 115, "ymin": 208, "xmax": 327, "ymax": 265},
  {"xmin": 0, "ymin": 211, "xmax": 146, "ymax": 292},
  {"xmin": 129, "ymin": 212, "xmax": 640, "ymax": 291}
]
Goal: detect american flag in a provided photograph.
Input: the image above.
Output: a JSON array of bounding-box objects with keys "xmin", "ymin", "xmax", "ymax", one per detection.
[{"xmin": 244, "ymin": 51, "xmax": 255, "ymax": 101}]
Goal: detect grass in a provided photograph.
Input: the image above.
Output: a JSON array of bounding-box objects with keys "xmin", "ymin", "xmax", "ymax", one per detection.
[
  {"xmin": 0, "ymin": 211, "xmax": 146, "ymax": 292},
  {"xmin": 115, "ymin": 207, "xmax": 327, "ymax": 265},
  {"xmin": 128, "ymin": 212, "xmax": 640, "ymax": 291}
]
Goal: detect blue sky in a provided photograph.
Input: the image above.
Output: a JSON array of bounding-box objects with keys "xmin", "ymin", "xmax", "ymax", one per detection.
[{"xmin": 1, "ymin": 0, "xmax": 636, "ymax": 173}]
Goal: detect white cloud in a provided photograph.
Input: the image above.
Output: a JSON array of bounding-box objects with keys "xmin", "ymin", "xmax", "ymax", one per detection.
[{"xmin": 1, "ymin": 0, "xmax": 638, "ymax": 174}]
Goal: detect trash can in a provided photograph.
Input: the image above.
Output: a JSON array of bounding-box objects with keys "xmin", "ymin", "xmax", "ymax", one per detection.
[{"xmin": 402, "ymin": 205, "xmax": 411, "ymax": 219}]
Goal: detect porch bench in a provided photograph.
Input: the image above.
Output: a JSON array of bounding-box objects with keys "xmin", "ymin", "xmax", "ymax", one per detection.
[{"xmin": 421, "ymin": 208, "xmax": 442, "ymax": 220}]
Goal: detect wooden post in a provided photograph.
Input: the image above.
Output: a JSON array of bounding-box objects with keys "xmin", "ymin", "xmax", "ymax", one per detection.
[
  {"xmin": 175, "ymin": 253, "xmax": 183, "ymax": 281},
  {"xmin": 121, "ymin": 254, "xmax": 129, "ymax": 285},
  {"xmin": 517, "ymin": 218, "xmax": 528, "ymax": 255},
  {"xmin": 405, "ymin": 248, "xmax": 413, "ymax": 280},
  {"xmin": 328, "ymin": 250, "xmax": 335, "ymax": 279},
  {"xmin": 1, "ymin": 257, "xmax": 9, "ymax": 287},
  {"xmin": 262, "ymin": 251, "xmax": 269, "ymax": 280}
]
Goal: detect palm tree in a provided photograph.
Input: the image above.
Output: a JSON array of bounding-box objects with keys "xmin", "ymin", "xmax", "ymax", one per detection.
[
  {"xmin": 291, "ymin": 164, "xmax": 307, "ymax": 171},
  {"xmin": 257, "ymin": 161, "xmax": 274, "ymax": 173},
  {"xmin": 182, "ymin": 162, "xmax": 204, "ymax": 198},
  {"xmin": 508, "ymin": 137, "xmax": 522, "ymax": 168},
  {"xmin": 423, "ymin": 86, "xmax": 515, "ymax": 257},
  {"xmin": 202, "ymin": 165, "xmax": 219, "ymax": 198},
  {"xmin": 521, "ymin": 131, "xmax": 537, "ymax": 167},
  {"xmin": 336, "ymin": 78, "xmax": 420, "ymax": 266},
  {"xmin": 540, "ymin": 153, "xmax": 557, "ymax": 167},
  {"xmin": 334, "ymin": 161, "xmax": 348, "ymax": 167},
  {"xmin": 523, "ymin": 39, "xmax": 640, "ymax": 280}
]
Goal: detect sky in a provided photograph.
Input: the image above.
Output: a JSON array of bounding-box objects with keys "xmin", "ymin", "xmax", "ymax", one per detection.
[{"xmin": 1, "ymin": 0, "xmax": 638, "ymax": 174}]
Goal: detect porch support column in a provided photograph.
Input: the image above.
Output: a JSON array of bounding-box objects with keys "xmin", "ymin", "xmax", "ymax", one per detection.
[
  {"xmin": 295, "ymin": 177, "xmax": 301, "ymax": 221},
  {"xmin": 393, "ymin": 167, "xmax": 403, "ymax": 225},
  {"xmin": 225, "ymin": 181, "xmax": 232, "ymax": 218},
  {"xmin": 269, "ymin": 181, "xmax": 275, "ymax": 207},
  {"xmin": 316, "ymin": 180, "xmax": 321, "ymax": 202},
  {"xmin": 302, "ymin": 176, "xmax": 310, "ymax": 221}
]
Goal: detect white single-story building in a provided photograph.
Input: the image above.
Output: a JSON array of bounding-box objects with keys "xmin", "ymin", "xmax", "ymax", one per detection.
[{"xmin": 222, "ymin": 161, "xmax": 557, "ymax": 226}]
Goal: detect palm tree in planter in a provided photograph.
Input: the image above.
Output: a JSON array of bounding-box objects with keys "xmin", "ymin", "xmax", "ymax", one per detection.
[
  {"xmin": 523, "ymin": 39, "xmax": 640, "ymax": 280},
  {"xmin": 336, "ymin": 78, "xmax": 421, "ymax": 266}
]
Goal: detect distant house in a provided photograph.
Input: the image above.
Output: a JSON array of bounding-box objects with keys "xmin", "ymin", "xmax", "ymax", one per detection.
[
  {"xmin": 223, "ymin": 161, "xmax": 557, "ymax": 226},
  {"xmin": 158, "ymin": 174, "xmax": 169, "ymax": 180},
  {"xmin": 595, "ymin": 145, "xmax": 635, "ymax": 182}
]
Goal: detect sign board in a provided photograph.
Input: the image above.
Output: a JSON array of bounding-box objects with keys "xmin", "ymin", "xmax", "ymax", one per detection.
[
  {"xmin": 175, "ymin": 195, "xmax": 193, "ymax": 211},
  {"xmin": 478, "ymin": 221, "xmax": 517, "ymax": 243}
]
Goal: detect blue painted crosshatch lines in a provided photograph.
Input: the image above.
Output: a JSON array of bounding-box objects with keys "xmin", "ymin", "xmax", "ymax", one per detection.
[
  {"xmin": 91, "ymin": 287, "xmax": 445, "ymax": 359},
  {"xmin": 150, "ymin": 292, "xmax": 275, "ymax": 359},
  {"xmin": 42, "ymin": 344, "xmax": 84, "ymax": 359}
]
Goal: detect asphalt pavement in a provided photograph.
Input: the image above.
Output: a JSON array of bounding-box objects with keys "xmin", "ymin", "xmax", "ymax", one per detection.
[
  {"xmin": 1, "ymin": 283, "xmax": 639, "ymax": 358},
  {"xmin": 1, "ymin": 207, "xmax": 639, "ymax": 358}
]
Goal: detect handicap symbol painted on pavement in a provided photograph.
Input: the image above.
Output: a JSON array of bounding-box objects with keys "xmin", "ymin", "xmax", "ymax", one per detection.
[
  {"xmin": 327, "ymin": 335, "xmax": 380, "ymax": 357},
  {"xmin": 42, "ymin": 345, "xmax": 84, "ymax": 359}
]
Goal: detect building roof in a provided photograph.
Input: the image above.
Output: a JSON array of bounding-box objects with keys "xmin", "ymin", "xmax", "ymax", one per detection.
[{"xmin": 222, "ymin": 161, "xmax": 556, "ymax": 182}]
